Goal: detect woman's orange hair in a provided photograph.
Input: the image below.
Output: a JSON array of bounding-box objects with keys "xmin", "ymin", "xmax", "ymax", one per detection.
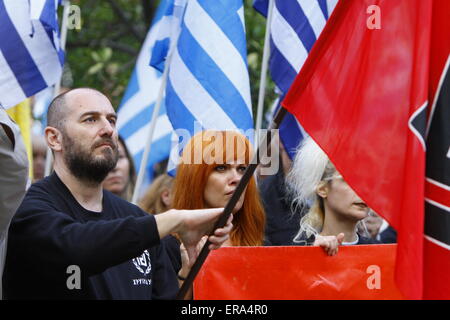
[{"xmin": 172, "ymin": 130, "xmax": 266, "ymax": 246}]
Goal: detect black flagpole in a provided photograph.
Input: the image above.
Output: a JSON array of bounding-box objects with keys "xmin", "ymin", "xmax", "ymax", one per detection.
[{"xmin": 176, "ymin": 106, "xmax": 288, "ymax": 300}]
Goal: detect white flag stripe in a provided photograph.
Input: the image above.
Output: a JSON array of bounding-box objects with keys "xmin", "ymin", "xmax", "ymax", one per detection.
[
  {"xmin": 170, "ymin": 49, "xmax": 238, "ymax": 130},
  {"xmin": 271, "ymin": 4, "xmax": 308, "ymax": 73},
  {"xmin": 30, "ymin": 22, "xmax": 62, "ymax": 86},
  {"xmin": 117, "ymin": 93, "xmax": 154, "ymax": 131},
  {"xmin": 0, "ymin": 51, "xmax": 27, "ymax": 106},
  {"xmin": 155, "ymin": 15, "xmax": 174, "ymax": 41},
  {"xmin": 425, "ymin": 235, "xmax": 450, "ymax": 251},
  {"xmin": 327, "ymin": 0, "xmax": 339, "ymax": 18},
  {"xmin": 185, "ymin": 0, "xmax": 252, "ymax": 112},
  {"xmin": 425, "ymin": 198, "xmax": 450, "ymax": 213},
  {"xmin": 297, "ymin": 0, "xmax": 327, "ymax": 38},
  {"xmin": 116, "ymin": 69, "xmax": 160, "ymax": 130},
  {"xmin": 117, "ymin": 26, "xmax": 161, "ymax": 129},
  {"xmin": 126, "ymin": 115, "xmax": 173, "ymax": 156},
  {"xmin": 237, "ymin": 6, "xmax": 245, "ymax": 32},
  {"xmin": 29, "ymin": 0, "xmax": 47, "ymax": 19},
  {"xmin": 118, "ymin": 0, "xmax": 176, "ymax": 182},
  {"xmin": 4, "ymin": 1, "xmax": 61, "ymax": 87}
]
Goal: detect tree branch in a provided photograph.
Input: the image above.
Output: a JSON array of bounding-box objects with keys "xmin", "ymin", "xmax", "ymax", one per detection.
[
  {"xmin": 68, "ymin": 40, "xmax": 138, "ymax": 56},
  {"xmin": 105, "ymin": 0, "xmax": 145, "ymax": 42}
]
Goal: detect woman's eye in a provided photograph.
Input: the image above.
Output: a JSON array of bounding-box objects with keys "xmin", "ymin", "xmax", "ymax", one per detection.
[
  {"xmin": 238, "ymin": 166, "xmax": 247, "ymax": 173},
  {"xmin": 215, "ymin": 165, "xmax": 227, "ymax": 172}
]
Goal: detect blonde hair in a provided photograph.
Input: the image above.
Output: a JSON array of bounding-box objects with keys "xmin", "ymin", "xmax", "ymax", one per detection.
[
  {"xmin": 286, "ymin": 137, "xmax": 370, "ymax": 243},
  {"xmin": 286, "ymin": 137, "xmax": 337, "ymax": 242},
  {"xmin": 139, "ymin": 174, "xmax": 174, "ymax": 214}
]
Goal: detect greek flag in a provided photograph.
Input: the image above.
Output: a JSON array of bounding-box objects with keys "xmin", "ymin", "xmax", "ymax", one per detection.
[
  {"xmin": 0, "ymin": 0, "xmax": 63, "ymax": 109},
  {"xmin": 117, "ymin": 0, "xmax": 173, "ymax": 184},
  {"xmin": 254, "ymin": 0, "xmax": 338, "ymax": 159},
  {"xmin": 152, "ymin": 0, "xmax": 254, "ymax": 174}
]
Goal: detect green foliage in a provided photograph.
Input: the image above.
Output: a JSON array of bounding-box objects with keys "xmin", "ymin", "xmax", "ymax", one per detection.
[
  {"xmin": 66, "ymin": 0, "xmax": 147, "ymax": 107},
  {"xmin": 65, "ymin": 0, "xmax": 276, "ymax": 125},
  {"xmin": 244, "ymin": 0, "xmax": 277, "ymax": 126}
]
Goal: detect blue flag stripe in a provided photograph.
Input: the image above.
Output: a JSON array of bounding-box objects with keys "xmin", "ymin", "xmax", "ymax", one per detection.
[
  {"xmin": 177, "ymin": 24, "xmax": 253, "ymax": 129},
  {"xmin": 133, "ymin": 134, "xmax": 172, "ymax": 174},
  {"xmin": 318, "ymin": 0, "xmax": 329, "ymax": 19},
  {"xmin": 119, "ymin": 70, "xmax": 139, "ymax": 106},
  {"xmin": 117, "ymin": 0, "xmax": 174, "ymax": 184},
  {"xmin": 269, "ymin": 38, "xmax": 300, "ymax": 93},
  {"xmin": 119, "ymin": 102, "xmax": 167, "ymax": 139},
  {"xmin": 166, "ymin": 78, "xmax": 199, "ymax": 133},
  {"xmin": 253, "ymin": 0, "xmax": 337, "ymax": 159},
  {"xmin": 0, "ymin": 1, "xmax": 48, "ymax": 97},
  {"xmin": 168, "ymin": 47, "xmax": 248, "ymax": 131},
  {"xmin": 181, "ymin": 0, "xmax": 252, "ymax": 113},
  {"xmin": 197, "ymin": 0, "xmax": 247, "ymax": 63},
  {"xmin": 164, "ymin": 0, "xmax": 254, "ymax": 176},
  {"xmin": 277, "ymin": 1, "xmax": 317, "ymax": 53}
]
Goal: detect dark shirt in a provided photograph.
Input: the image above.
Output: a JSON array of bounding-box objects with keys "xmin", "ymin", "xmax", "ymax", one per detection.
[
  {"xmin": 161, "ymin": 235, "xmax": 182, "ymax": 275},
  {"xmin": 379, "ymin": 226, "xmax": 397, "ymax": 243},
  {"xmin": 3, "ymin": 173, "xmax": 178, "ymax": 300},
  {"xmin": 259, "ymin": 170, "xmax": 303, "ymax": 246}
]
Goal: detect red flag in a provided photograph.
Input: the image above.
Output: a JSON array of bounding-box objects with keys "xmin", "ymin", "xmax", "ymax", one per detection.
[
  {"xmin": 194, "ymin": 246, "xmax": 403, "ymax": 300},
  {"xmin": 282, "ymin": 0, "xmax": 449, "ymax": 299}
]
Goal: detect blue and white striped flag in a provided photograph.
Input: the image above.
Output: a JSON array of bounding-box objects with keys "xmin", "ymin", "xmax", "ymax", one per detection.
[
  {"xmin": 0, "ymin": 0, "xmax": 63, "ymax": 109},
  {"xmin": 117, "ymin": 0, "xmax": 174, "ymax": 186},
  {"xmin": 153, "ymin": 0, "xmax": 254, "ymax": 174},
  {"xmin": 254, "ymin": 0, "xmax": 338, "ymax": 159}
]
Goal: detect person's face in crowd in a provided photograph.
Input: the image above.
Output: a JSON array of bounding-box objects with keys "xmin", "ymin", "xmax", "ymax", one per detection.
[
  {"xmin": 102, "ymin": 140, "xmax": 130, "ymax": 195},
  {"xmin": 160, "ymin": 187, "xmax": 172, "ymax": 209},
  {"xmin": 61, "ymin": 90, "xmax": 119, "ymax": 184},
  {"xmin": 32, "ymin": 135, "xmax": 47, "ymax": 181},
  {"xmin": 318, "ymin": 174, "xmax": 370, "ymax": 221},
  {"xmin": 203, "ymin": 162, "xmax": 247, "ymax": 213}
]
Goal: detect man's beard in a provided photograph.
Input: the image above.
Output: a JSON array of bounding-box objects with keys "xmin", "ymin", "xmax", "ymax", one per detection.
[{"xmin": 63, "ymin": 134, "xmax": 119, "ymax": 185}]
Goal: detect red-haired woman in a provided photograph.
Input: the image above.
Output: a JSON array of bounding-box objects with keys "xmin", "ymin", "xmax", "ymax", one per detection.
[{"xmin": 168, "ymin": 130, "xmax": 266, "ymax": 283}]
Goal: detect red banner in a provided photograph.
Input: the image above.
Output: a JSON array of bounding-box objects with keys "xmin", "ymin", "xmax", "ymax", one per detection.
[{"xmin": 194, "ymin": 245, "xmax": 404, "ymax": 300}]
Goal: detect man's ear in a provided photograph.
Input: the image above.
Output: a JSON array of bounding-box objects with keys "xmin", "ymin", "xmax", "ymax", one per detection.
[
  {"xmin": 44, "ymin": 126, "xmax": 63, "ymax": 152},
  {"xmin": 316, "ymin": 181, "xmax": 328, "ymax": 199}
]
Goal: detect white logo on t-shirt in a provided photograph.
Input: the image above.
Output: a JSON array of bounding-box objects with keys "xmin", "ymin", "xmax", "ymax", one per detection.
[{"xmin": 132, "ymin": 250, "xmax": 151, "ymax": 275}]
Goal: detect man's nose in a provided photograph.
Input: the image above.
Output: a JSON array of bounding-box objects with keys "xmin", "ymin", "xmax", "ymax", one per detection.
[{"xmin": 99, "ymin": 118, "xmax": 114, "ymax": 137}]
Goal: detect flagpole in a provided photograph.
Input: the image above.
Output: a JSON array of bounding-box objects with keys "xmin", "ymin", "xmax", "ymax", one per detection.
[
  {"xmin": 254, "ymin": 0, "xmax": 275, "ymax": 147},
  {"xmin": 176, "ymin": 106, "xmax": 288, "ymax": 300},
  {"xmin": 44, "ymin": 0, "xmax": 71, "ymax": 177},
  {"xmin": 131, "ymin": 56, "xmax": 171, "ymax": 204}
]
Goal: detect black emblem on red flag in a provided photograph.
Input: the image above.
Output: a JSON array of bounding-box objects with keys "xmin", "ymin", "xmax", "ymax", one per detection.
[{"xmin": 425, "ymin": 60, "xmax": 450, "ymax": 247}]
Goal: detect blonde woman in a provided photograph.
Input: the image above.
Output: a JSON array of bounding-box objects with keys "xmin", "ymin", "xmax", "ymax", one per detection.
[
  {"xmin": 286, "ymin": 137, "xmax": 380, "ymax": 255},
  {"xmin": 139, "ymin": 174, "xmax": 174, "ymax": 215}
]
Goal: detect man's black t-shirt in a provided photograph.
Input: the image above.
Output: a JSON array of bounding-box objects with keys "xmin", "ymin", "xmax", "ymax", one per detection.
[{"xmin": 3, "ymin": 173, "xmax": 178, "ymax": 299}]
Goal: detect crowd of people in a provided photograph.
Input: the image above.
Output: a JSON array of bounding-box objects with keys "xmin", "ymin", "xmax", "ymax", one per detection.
[{"xmin": 0, "ymin": 87, "xmax": 396, "ymax": 300}]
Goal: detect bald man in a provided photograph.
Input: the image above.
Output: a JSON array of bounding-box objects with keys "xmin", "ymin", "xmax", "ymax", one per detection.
[{"xmin": 3, "ymin": 88, "xmax": 232, "ymax": 299}]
